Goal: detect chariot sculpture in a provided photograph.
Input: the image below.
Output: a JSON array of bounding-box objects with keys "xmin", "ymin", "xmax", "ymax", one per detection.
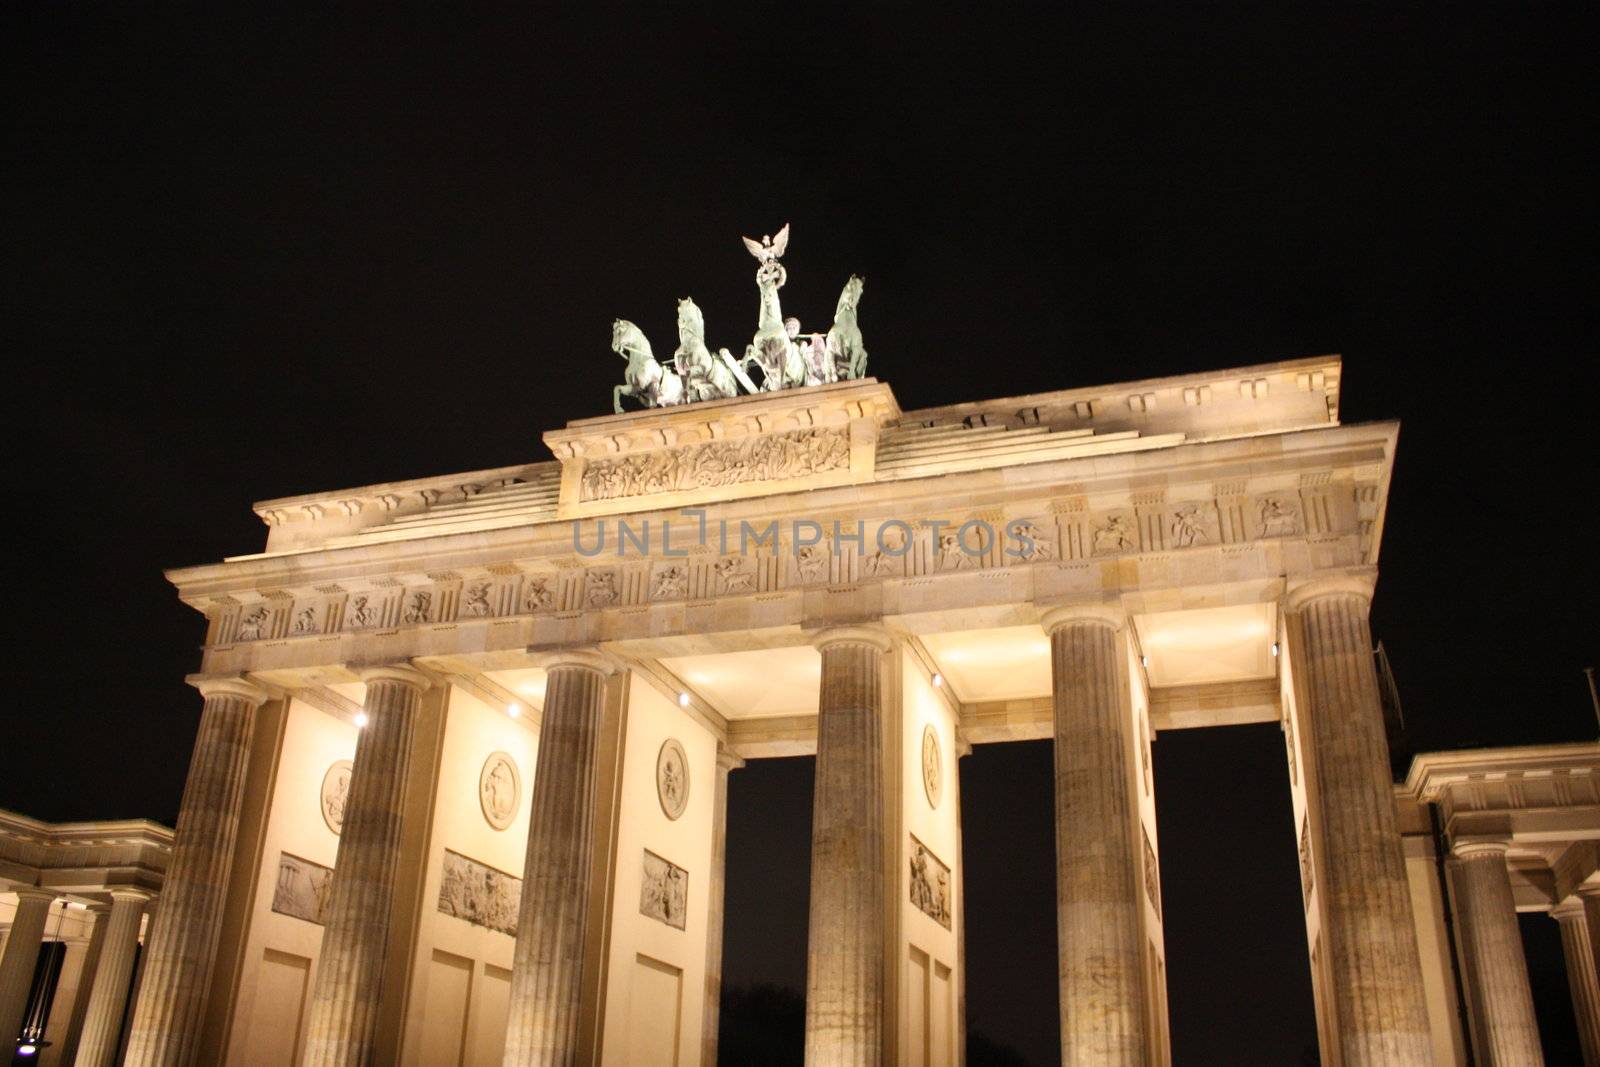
[{"xmin": 611, "ymin": 223, "xmax": 869, "ymax": 413}]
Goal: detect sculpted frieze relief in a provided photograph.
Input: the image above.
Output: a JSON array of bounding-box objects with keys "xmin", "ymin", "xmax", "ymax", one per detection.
[
  {"xmin": 909, "ymin": 835, "xmax": 952, "ymax": 929},
  {"xmin": 640, "ymin": 849, "xmax": 688, "ymax": 929},
  {"xmin": 522, "ymin": 575, "xmax": 557, "ymax": 613},
  {"xmin": 438, "ymin": 849, "xmax": 520, "ymax": 936},
  {"xmin": 213, "ymin": 482, "xmax": 1360, "ymax": 645},
  {"xmin": 462, "ymin": 581, "xmax": 495, "ymax": 617},
  {"xmin": 580, "ymin": 426, "xmax": 850, "ymax": 502},
  {"xmin": 402, "ymin": 590, "xmax": 433, "ymax": 624},
  {"xmin": 1142, "ymin": 826, "xmax": 1161, "ymax": 920},
  {"xmin": 272, "ymin": 853, "xmax": 333, "ymax": 925}
]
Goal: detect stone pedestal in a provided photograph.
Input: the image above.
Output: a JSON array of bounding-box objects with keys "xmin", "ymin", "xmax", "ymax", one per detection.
[
  {"xmin": 1042, "ymin": 605, "xmax": 1148, "ymax": 1066},
  {"xmin": 804, "ymin": 626, "xmax": 890, "ymax": 1067},
  {"xmin": 302, "ymin": 665, "xmax": 430, "ymax": 1067},
  {"xmin": 74, "ymin": 889, "xmax": 153, "ymax": 1067},
  {"xmin": 0, "ymin": 888, "xmax": 56, "ymax": 1053},
  {"xmin": 504, "ymin": 652, "xmax": 611, "ymax": 1067},
  {"xmin": 1287, "ymin": 578, "xmax": 1431, "ymax": 1063},
  {"xmin": 1448, "ymin": 843, "xmax": 1544, "ymax": 1065},
  {"xmin": 703, "ymin": 746, "xmax": 744, "ymax": 1066},
  {"xmin": 1553, "ymin": 900, "xmax": 1600, "ymax": 1066},
  {"xmin": 125, "ymin": 676, "xmax": 268, "ymax": 1067}
]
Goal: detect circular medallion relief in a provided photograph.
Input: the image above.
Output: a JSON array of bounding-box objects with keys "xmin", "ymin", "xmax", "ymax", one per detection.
[
  {"xmin": 656, "ymin": 738, "xmax": 690, "ymax": 820},
  {"xmin": 479, "ymin": 751, "xmax": 521, "ymax": 831},
  {"xmin": 320, "ymin": 760, "xmax": 353, "ymax": 835},
  {"xmin": 921, "ymin": 725, "xmax": 943, "ymax": 809}
]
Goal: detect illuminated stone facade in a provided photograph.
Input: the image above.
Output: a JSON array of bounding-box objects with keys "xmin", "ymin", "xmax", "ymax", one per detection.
[{"xmin": 19, "ymin": 355, "xmax": 1575, "ymax": 1064}]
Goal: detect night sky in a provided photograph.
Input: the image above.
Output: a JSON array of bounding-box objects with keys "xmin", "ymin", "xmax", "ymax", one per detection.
[{"xmin": 7, "ymin": 7, "xmax": 1596, "ymax": 1063}]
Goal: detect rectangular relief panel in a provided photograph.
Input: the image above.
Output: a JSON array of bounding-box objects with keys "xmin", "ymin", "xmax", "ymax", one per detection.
[
  {"xmin": 909, "ymin": 835, "xmax": 952, "ymax": 929},
  {"xmin": 271, "ymin": 853, "xmax": 333, "ymax": 926},
  {"xmin": 419, "ymin": 949, "xmax": 472, "ymax": 1067},
  {"xmin": 438, "ymin": 849, "xmax": 522, "ymax": 937},
  {"xmin": 624, "ymin": 954, "xmax": 683, "ymax": 1066},
  {"xmin": 639, "ymin": 849, "xmax": 689, "ymax": 930}
]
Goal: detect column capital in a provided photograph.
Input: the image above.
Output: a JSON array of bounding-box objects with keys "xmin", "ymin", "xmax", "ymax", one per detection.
[
  {"xmin": 1551, "ymin": 899, "xmax": 1588, "ymax": 923},
  {"xmin": 527, "ymin": 646, "xmax": 617, "ymax": 675},
  {"xmin": 1037, "ymin": 600, "xmax": 1125, "ymax": 634},
  {"xmin": 354, "ymin": 663, "xmax": 433, "ymax": 689},
  {"xmin": 187, "ymin": 674, "xmax": 270, "ymax": 705},
  {"xmin": 1452, "ymin": 839, "xmax": 1513, "ymax": 862},
  {"xmin": 1283, "ymin": 567, "xmax": 1378, "ymax": 614},
  {"xmin": 106, "ymin": 887, "xmax": 158, "ymax": 906},
  {"xmin": 810, "ymin": 623, "xmax": 892, "ymax": 653},
  {"xmin": 11, "ymin": 887, "xmax": 57, "ymax": 906}
]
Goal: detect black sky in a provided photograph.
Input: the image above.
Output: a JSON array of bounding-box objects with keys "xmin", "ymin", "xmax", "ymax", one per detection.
[{"xmin": 6, "ymin": 6, "xmax": 1596, "ymax": 1063}]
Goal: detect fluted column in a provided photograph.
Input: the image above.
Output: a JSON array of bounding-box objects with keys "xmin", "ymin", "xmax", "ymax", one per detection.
[
  {"xmin": 0, "ymin": 888, "xmax": 56, "ymax": 1052},
  {"xmin": 1286, "ymin": 576, "xmax": 1431, "ymax": 1063},
  {"xmin": 1583, "ymin": 886, "xmax": 1600, "ymax": 973},
  {"xmin": 804, "ymin": 625, "xmax": 890, "ymax": 1067},
  {"xmin": 504, "ymin": 651, "xmax": 612, "ymax": 1067},
  {"xmin": 73, "ymin": 889, "xmax": 154, "ymax": 1067},
  {"xmin": 1448, "ymin": 843, "xmax": 1544, "ymax": 1065},
  {"xmin": 1042, "ymin": 604, "xmax": 1147, "ymax": 1066},
  {"xmin": 703, "ymin": 746, "xmax": 744, "ymax": 1066},
  {"xmin": 302, "ymin": 664, "xmax": 430, "ymax": 1067},
  {"xmin": 125, "ymin": 675, "xmax": 267, "ymax": 1067},
  {"xmin": 1553, "ymin": 900, "xmax": 1600, "ymax": 1066},
  {"xmin": 53, "ymin": 904, "xmax": 110, "ymax": 1067}
]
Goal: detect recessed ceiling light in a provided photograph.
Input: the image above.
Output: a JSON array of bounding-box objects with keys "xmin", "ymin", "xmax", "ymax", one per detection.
[
  {"xmin": 931, "ymin": 672, "xmax": 944, "ymax": 688},
  {"xmin": 1271, "ymin": 643, "xmax": 1280, "ymax": 657},
  {"xmin": 353, "ymin": 712, "xmax": 369, "ymax": 728},
  {"xmin": 508, "ymin": 702, "xmax": 521, "ymax": 718},
  {"xmin": 678, "ymin": 692, "xmax": 691, "ymax": 708},
  {"xmin": 1140, "ymin": 655, "xmax": 1149, "ymax": 668}
]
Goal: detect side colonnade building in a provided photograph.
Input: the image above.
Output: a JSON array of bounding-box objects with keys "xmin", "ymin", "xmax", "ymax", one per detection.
[{"xmin": 85, "ymin": 356, "xmax": 1596, "ymax": 1065}]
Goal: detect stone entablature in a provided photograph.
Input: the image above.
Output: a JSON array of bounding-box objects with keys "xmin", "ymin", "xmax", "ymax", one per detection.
[
  {"xmin": 239, "ymin": 357, "xmax": 1342, "ymax": 557},
  {"xmin": 1399, "ymin": 742, "xmax": 1600, "ymax": 909},
  {"xmin": 177, "ymin": 440, "xmax": 1386, "ymax": 665},
  {"xmin": 0, "ymin": 809, "xmax": 173, "ymax": 898}
]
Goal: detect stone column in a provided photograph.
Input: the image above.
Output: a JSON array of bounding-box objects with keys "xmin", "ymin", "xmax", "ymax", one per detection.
[
  {"xmin": 301, "ymin": 664, "xmax": 430, "ymax": 1067},
  {"xmin": 1285, "ymin": 576, "xmax": 1431, "ymax": 1063},
  {"xmin": 73, "ymin": 889, "xmax": 154, "ymax": 1067},
  {"xmin": 50, "ymin": 904, "xmax": 110, "ymax": 1067},
  {"xmin": 1552, "ymin": 900, "xmax": 1600, "ymax": 1066},
  {"xmin": 504, "ymin": 652, "xmax": 612, "ymax": 1067},
  {"xmin": 0, "ymin": 889, "xmax": 56, "ymax": 1053},
  {"xmin": 1583, "ymin": 886, "xmax": 1600, "ymax": 974},
  {"xmin": 1448, "ymin": 843, "xmax": 1544, "ymax": 1065},
  {"xmin": 1041, "ymin": 604, "xmax": 1148, "ymax": 1066},
  {"xmin": 703, "ymin": 746, "xmax": 744, "ymax": 1066},
  {"xmin": 125, "ymin": 676, "xmax": 268, "ymax": 1067},
  {"xmin": 804, "ymin": 625, "xmax": 890, "ymax": 1067}
]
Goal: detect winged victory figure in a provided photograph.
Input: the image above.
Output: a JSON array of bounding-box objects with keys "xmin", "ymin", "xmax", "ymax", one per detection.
[{"xmin": 741, "ymin": 222, "xmax": 790, "ymax": 266}]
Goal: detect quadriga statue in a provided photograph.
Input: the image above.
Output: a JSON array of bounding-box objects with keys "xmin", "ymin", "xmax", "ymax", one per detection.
[
  {"xmin": 611, "ymin": 319, "xmax": 684, "ymax": 414},
  {"xmin": 826, "ymin": 274, "xmax": 868, "ymax": 381},
  {"xmin": 673, "ymin": 298, "xmax": 742, "ymax": 403}
]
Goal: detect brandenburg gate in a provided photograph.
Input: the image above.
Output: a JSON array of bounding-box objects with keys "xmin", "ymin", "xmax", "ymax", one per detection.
[{"xmin": 84, "ymin": 231, "xmax": 1583, "ymax": 1065}]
